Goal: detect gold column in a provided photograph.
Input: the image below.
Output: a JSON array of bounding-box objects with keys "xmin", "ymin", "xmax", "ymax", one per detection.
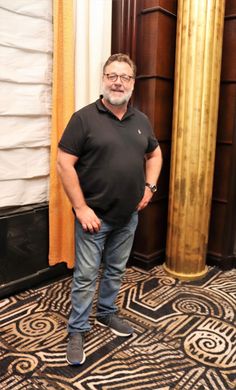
[{"xmin": 163, "ymin": 0, "xmax": 225, "ymax": 280}]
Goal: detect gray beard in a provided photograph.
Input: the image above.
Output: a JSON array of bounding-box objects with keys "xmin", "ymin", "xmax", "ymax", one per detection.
[{"xmin": 102, "ymin": 89, "xmax": 132, "ymax": 106}]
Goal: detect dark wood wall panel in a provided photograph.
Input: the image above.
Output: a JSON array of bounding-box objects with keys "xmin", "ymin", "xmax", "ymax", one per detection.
[
  {"xmin": 221, "ymin": 19, "xmax": 236, "ymax": 79},
  {"xmin": 142, "ymin": 0, "xmax": 177, "ymax": 14},
  {"xmin": 208, "ymin": 1, "xmax": 236, "ymax": 269},
  {"xmin": 112, "ymin": 0, "xmax": 177, "ymax": 268},
  {"xmin": 132, "ymin": 200, "xmax": 168, "ymax": 266},
  {"xmin": 136, "ymin": 11, "xmax": 176, "ymax": 77},
  {"xmin": 134, "ymin": 79, "xmax": 174, "ymax": 140},
  {"xmin": 132, "ymin": 2, "xmax": 177, "ymax": 267},
  {"xmin": 111, "ymin": 0, "xmax": 133, "ymax": 54},
  {"xmin": 208, "ymin": 204, "xmax": 227, "ymax": 256},
  {"xmin": 213, "ymin": 144, "xmax": 233, "ymax": 200},
  {"xmin": 217, "ymin": 84, "xmax": 236, "ymax": 141}
]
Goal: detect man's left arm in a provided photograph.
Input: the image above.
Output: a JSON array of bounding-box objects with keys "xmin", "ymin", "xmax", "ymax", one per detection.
[{"xmin": 137, "ymin": 145, "xmax": 163, "ymax": 211}]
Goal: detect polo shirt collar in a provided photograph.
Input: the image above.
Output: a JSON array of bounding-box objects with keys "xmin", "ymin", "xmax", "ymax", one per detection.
[{"xmin": 96, "ymin": 97, "xmax": 135, "ymax": 120}]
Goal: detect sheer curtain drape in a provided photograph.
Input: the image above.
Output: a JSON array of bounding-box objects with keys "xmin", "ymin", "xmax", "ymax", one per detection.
[{"xmin": 74, "ymin": 0, "xmax": 112, "ymax": 109}]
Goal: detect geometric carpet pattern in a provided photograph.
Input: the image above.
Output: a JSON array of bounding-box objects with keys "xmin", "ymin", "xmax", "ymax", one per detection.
[{"xmin": 0, "ymin": 265, "xmax": 236, "ymax": 389}]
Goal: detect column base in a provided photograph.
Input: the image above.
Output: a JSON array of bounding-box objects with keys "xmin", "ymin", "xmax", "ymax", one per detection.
[{"xmin": 163, "ymin": 263, "xmax": 208, "ymax": 281}]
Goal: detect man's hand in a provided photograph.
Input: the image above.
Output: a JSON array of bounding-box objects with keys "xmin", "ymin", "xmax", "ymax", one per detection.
[
  {"xmin": 75, "ymin": 205, "xmax": 101, "ymax": 233},
  {"xmin": 136, "ymin": 187, "xmax": 153, "ymax": 211}
]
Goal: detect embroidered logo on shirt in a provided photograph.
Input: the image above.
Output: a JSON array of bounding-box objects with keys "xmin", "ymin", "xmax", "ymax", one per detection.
[{"xmin": 138, "ymin": 129, "xmax": 142, "ymax": 134}]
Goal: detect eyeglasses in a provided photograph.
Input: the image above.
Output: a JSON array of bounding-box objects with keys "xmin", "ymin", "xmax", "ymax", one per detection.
[{"xmin": 104, "ymin": 73, "xmax": 134, "ymax": 84}]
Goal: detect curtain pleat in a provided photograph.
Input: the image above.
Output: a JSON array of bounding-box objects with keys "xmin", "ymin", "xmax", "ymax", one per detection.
[
  {"xmin": 74, "ymin": 0, "xmax": 112, "ymax": 109},
  {"xmin": 48, "ymin": 0, "xmax": 75, "ymax": 268},
  {"xmin": 0, "ymin": 2, "xmax": 52, "ymax": 207}
]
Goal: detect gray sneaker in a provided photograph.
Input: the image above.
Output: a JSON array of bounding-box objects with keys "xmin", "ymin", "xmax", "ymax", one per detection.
[
  {"xmin": 66, "ymin": 333, "xmax": 86, "ymax": 365},
  {"xmin": 95, "ymin": 314, "xmax": 133, "ymax": 337}
]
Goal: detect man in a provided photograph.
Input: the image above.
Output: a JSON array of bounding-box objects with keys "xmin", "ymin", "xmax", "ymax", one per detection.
[{"xmin": 57, "ymin": 53, "xmax": 162, "ymax": 365}]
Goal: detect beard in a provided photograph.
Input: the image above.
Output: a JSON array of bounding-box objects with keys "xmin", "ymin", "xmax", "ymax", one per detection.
[{"xmin": 101, "ymin": 85, "xmax": 133, "ymax": 106}]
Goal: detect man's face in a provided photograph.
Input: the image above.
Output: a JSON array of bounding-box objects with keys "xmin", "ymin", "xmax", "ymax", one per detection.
[{"xmin": 102, "ymin": 61, "xmax": 135, "ymax": 106}]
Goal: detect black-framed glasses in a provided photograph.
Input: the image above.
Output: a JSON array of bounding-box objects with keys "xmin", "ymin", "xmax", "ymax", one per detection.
[{"xmin": 104, "ymin": 73, "xmax": 134, "ymax": 84}]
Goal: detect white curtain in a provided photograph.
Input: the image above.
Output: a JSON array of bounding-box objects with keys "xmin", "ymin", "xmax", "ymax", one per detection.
[
  {"xmin": 0, "ymin": 1, "xmax": 53, "ymax": 207},
  {"xmin": 74, "ymin": 0, "xmax": 112, "ymax": 109},
  {"xmin": 0, "ymin": 0, "xmax": 112, "ymax": 208}
]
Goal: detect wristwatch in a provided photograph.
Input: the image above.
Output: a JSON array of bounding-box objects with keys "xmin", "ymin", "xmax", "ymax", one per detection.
[{"xmin": 145, "ymin": 182, "xmax": 157, "ymax": 193}]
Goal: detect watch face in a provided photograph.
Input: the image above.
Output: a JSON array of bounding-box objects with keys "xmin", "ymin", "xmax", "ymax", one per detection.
[
  {"xmin": 151, "ymin": 185, "xmax": 157, "ymax": 193},
  {"xmin": 146, "ymin": 183, "xmax": 157, "ymax": 193}
]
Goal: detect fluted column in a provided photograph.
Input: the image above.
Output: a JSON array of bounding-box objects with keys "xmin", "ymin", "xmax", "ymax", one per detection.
[{"xmin": 163, "ymin": 0, "xmax": 225, "ymax": 280}]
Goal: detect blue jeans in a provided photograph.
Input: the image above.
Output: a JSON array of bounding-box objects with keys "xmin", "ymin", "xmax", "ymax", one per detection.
[{"xmin": 68, "ymin": 212, "xmax": 138, "ymax": 334}]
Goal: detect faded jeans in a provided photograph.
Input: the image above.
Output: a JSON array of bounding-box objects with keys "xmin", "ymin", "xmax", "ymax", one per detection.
[{"xmin": 68, "ymin": 212, "xmax": 138, "ymax": 334}]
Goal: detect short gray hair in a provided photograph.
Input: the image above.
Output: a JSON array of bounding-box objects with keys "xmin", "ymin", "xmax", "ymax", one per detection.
[{"xmin": 103, "ymin": 53, "xmax": 136, "ymax": 77}]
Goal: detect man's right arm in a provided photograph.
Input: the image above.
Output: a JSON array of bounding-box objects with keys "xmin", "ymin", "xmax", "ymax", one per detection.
[{"xmin": 57, "ymin": 149, "xmax": 101, "ymax": 232}]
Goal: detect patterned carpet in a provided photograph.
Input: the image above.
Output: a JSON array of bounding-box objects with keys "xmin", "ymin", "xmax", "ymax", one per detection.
[{"xmin": 0, "ymin": 265, "xmax": 236, "ymax": 390}]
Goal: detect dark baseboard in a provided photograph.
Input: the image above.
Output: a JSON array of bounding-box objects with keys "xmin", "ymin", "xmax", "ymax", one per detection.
[
  {"xmin": 0, "ymin": 203, "xmax": 72, "ymax": 298},
  {"xmin": 0, "ymin": 263, "xmax": 72, "ymax": 299},
  {"xmin": 129, "ymin": 249, "xmax": 236, "ymax": 272},
  {"xmin": 128, "ymin": 249, "xmax": 165, "ymax": 270},
  {"xmin": 207, "ymin": 253, "xmax": 236, "ymax": 270}
]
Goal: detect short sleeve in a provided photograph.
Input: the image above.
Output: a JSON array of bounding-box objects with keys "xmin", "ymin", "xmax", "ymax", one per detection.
[
  {"xmin": 146, "ymin": 136, "xmax": 159, "ymax": 153},
  {"xmin": 58, "ymin": 112, "xmax": 86, "ymax": 156}
]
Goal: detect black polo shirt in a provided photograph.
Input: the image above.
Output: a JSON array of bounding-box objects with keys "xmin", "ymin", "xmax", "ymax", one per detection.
[{"xmin": 59, "ymin": 99, "xmax": 158, "ymax": 225}]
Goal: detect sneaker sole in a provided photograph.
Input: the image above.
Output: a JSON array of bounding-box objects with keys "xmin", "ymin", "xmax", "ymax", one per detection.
[
  {"xmin": 95, "ymin": 319, "xmax": 133, "ymax": 337},
  {"xmin": 66, "ymin": 351, "xmax": 86, "ymax": 365}
]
